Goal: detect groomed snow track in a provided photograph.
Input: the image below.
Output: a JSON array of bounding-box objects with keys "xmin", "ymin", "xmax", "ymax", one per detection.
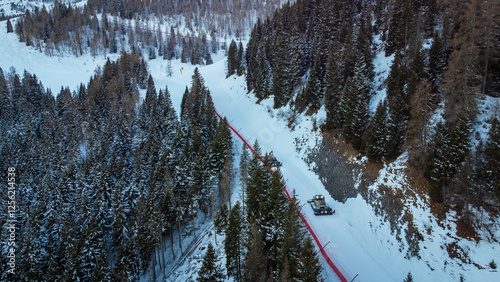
[{"xmin": 214, "ymin": 108, "xmax": 349, "ymax": 282}]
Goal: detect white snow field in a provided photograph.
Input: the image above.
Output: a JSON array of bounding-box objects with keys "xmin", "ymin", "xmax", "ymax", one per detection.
[{"xmin": 1, "ymin": 19, "xmax": 499, "ymax": 282}]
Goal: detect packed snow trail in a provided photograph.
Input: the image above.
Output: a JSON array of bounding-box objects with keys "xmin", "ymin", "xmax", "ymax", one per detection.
[
  {"xmin": 214, "ymin": 108, "xmax": 348, "ymax": 282},
  {"xmin": 188, "ymin": 59, "xmax": 398, "ymax": 281}
]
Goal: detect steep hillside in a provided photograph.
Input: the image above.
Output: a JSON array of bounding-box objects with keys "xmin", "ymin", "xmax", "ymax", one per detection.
[
  {"xmin": 242, "ymin": 0, "xmax": 500, "ymax": 239},
  {"xmin": 1, "ymin": 0, "xmax": 499, "ymax": 281}
]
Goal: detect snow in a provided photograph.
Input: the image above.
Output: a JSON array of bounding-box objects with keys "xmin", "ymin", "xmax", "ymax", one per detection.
[
  {"xmin": 0, "ymin": 18, "xmax": 120, "ymax": 95},
  {"xmin": 1, "ymin": 17, "xmax": 499, "ymax": 282},
  {"xmin": 473, "ymin": 95, "xmax": 500, "ymax": 147},
  {"xmin": 369, "ymin": 34, "xmax": 394, "ymax": 114}
]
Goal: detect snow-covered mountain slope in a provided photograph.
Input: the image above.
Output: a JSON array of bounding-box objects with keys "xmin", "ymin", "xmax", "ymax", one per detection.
[
  {"xmin": 1, "ymin": 19, "xmax": 499, "ymax": 281},
  {"xmin": 0, "ymin": 21, "xmax": 120, "ymax": 93}
]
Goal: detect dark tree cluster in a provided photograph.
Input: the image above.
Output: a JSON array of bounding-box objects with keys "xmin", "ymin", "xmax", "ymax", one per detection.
[
  {"xmin": 0, "ymin": 54, "xmax": 233, "ymax": 280},
  {"xmin": 244, "ymin": 0, "xmax": 500, "ymax": 214},
  {"xmin": 227, "ymin": 39, "xmax": 245, "ymax": 77},
  {"xmin": 215, "ymin": 144, "xmax": 323, "ymax": 282},
  {"xmin": 87, "ymin": 0, "xmax": 285, "ymax": 39},
  {"xmin": 14, "ymin": 2, "xmax": 219, "ymax": 64}
]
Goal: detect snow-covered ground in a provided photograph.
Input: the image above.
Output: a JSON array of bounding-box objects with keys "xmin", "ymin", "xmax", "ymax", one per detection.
[{"xmin": 1, "ymin": 18, "xmax": 499, "ymax": 282}]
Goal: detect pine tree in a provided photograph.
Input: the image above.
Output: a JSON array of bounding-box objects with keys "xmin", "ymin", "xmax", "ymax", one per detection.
[
  {"xmin": 386, "ymin": 51, "xmax": 407, "ymax": 101},
  {"xmin": 227, "ymin": 40, "xmax": 238, "ymax": 77},
  {"xmin": 239, "ymin": 143, "xmax": 250, "ymax": 210},
  {"xmin": 302, "ymin": 39, "xmax": 327, "ymax": 110},
  {"xmin": 278, "ymin": 195, "xmax": 306, "ymax": 280},
  {"xmin": 342, "ymin": 60, "xmax": 371, "ymax": 151},
  {"xmin": 298, "ymin": 237, "xmax": 323, "ymax": 282},
  {"xmin": 259, "ymin": 168, "xmax": 288, "ymax": 274},
  {"xmin": 403, "ymin": 271, "xmax": 414, "ymax": 282},
  {"xmin": 427, "ymin": 122, "xmax": 450, "ymax": 203},
  {"xmin": 225, "ymin": 202, "xmax": 243, "ymax": 280},
  {"xmin": 242, "ymin": 221, "xmax": 266, "ymax": 282},
  {"xmin": 7, "ymin": 19, "xmax": 13, "ymax": 33},
  {"xmin": 484, "ymin": 118, "xmax": 500, "ymax": 198},
  {"xmin": 447, "ymin": 116, "xmax": 472, "ymax": 173},
  {"xmin": 205, "ymin": 52, "xmax": 213, "ymax": 65},
  {"xmin": 427, "ymin": 117, "xmax": 471, "ymax": 203},
  {"xmin": 427, "ymin": 32, "xmax": 444, "ymax": 89},
  {"xmin": 324, "ymin": 40, "xmax": 345, "ymax": 129},
  {"xmin": 253, "ymin": 43, "xmax": 272, "ymax": 100},
  {"xmin": 272, "ymin": 15, "xmax": 301, "ymax": 109},
  {"xmin": 237, "ymin": 41, "xmax": 245, "ymax": 75},
  {"xmin": 214, "ymin": 204, "xmax": 229, "ymax": 243},
  {"xmin": 197, "ymin": 243, "xmax": 225, "ymax": 282},
  {"xmin": 166, "ymin": 59, "xmax": 173, "ymax": 77},
  {"xmin": 384, "ymin": 94, "xmax": 407, "ymax": 160},
  {"xmin": 245, "ymin": 141, "xmax": 270, "ymax": 221},
  {"xmin": 366, "ymin": 102, "xmax": 387, "ymax": 162},
  {"xmin": 92, "ymin": 251, "xmax": 111, "ymax": 282}
]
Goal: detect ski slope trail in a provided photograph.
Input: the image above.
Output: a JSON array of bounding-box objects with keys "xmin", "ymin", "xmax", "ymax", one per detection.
[{"xmin": 169, "ymin": 59, "xmax": 397, "ymax": 281}]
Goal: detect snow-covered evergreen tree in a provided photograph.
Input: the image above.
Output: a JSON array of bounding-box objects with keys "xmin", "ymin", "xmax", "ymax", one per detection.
[{"xmin": 197, "ymin": 243, "xmax": 225, "ymax": 282}]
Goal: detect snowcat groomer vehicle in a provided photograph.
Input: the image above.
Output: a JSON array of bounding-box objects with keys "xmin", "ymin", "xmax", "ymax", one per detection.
[
  {"xmin": 265, "ymin": 151, "xmax": 282, "ymax": 168},
  {"xmin": 307, "ymin": 195, "xmax": 334, "ymax": 215}
]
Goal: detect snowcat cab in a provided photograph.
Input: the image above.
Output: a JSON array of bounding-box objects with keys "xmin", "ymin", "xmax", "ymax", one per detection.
[
  {"xmin": 307, "ymin": 195, "xmax": 334, "ymax": 215},
  {"xmin": 265, "ymin": 151, "xmax": 282, "ymax": 168}
]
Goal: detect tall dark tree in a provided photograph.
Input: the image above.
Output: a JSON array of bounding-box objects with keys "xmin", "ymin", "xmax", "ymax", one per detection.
[
  {"xmin": 384, "ymin": 94, "xmax": 407, "ymax": 160},
  {"xmin": 227, "ymin": 40, "xmax": 238, "ymax": 77},
  {"xmin": 484, "ymin": 118, "xmax": 500, "ymax": 197},
  {"xmin": 225, "ymin": 202, "xmax": 243, "ymax": 281},
  {"xmin": 6, "ymin": 19, "xmax": 13, "ymax": 33},
  {"xmin": 197, "ymin": 243, "xmax": 225, "ymax": 282},
  {"xmin": 366, "ymin": 102, "xmax": 387, "ymax": 162},
  {"xmin": 242, "ymin": 221, "xmax": 266, "ymax": 282},
  {"xmin": 342, "ymin": 60, "xmax": 371, "ymax": 151},
  {"xmin": 324, "ymin": 40, "xmax": 345, "ymax": 130},
  {"xmin": 302, "ymin": 39, "xmax": 327, "ymax": 110},
  {"xmin": 298, "ymin": 237, "xmax": 323, "ymax": 282}
]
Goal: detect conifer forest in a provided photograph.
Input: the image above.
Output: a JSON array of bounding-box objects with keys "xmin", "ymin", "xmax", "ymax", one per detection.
[{"xmin": 0, "ymin": 0, "xmax": 499, "ymax": 281}]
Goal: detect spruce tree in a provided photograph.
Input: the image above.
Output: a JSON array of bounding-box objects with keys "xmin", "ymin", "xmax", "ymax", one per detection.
[
  {"xmin": 271, "ymin": 11, "xmax": 301, "ymax": 109},
  {"xmin": 242, "ymin": 221, "xmax": 267, "ymax": 282},
  {"xmin": 259, "ymin": 168, "xmax": 288, "ymax": 274},
  {"xmin": 237, "ymin": 41, "xmax": 245, "ymax": 75},
  {"xmin": 302, "ymin": 39, "xmax": 327, "ymax": 110},
  {"xmin": 366, "ymin": 102, "xmax": 387, "ymax": 162},
  {"xmin": 342, "ymin": 60, "xmax": 371, "ymax": 151},
  {"xmin": 227, "ymin": 40, "xmax": 238, "ymax": 77},
  {"xmin": 239, "ymin": 143, "xmax": 250, "ymax": 209},
  {"xmin": 298, "ymin": 237, "xmax": 323, "ymax": 282},
  {"xmin": 385, "ymin": 94, "xmax": 407, "ymax": 160},
  {"xmin": 7, "ymin": 19, "xmax": 13, "ymax": 33},
  {"xmin": 214, "ymin": 204, "xmax": 229, "ymax": 239},
  {"xmin": 245, "ymin": 141, "xmax": 270, "ymax": 221},
  {"xmin": 225, "ymin": 202, "xmax": 243, "ymax": 280},
  {"xmin": 484, "ymin": 118, "xmax": 500, "ymax": 198},
  {"xmin": 92, "ymin": 251, "xmax": 111, "ymax": 282},
  {"xmin": 324, "ymin": 40, "xmax": 345, "ymax": 130},
  {"xmin": 278, "ymin": 195, "xmax": 306, "ymax": 280},
  {"xmin": 253, "ymin": 43, "xmax": 272, "ymax": 100},
  {"xmin": 427, "ymin": 122, "xmax": 450, "ymax": 203},
  {"xmin": 197, "ymin": 243, "xmax": 225, "ymax": 282},
  {"xmin": 404, "ymin": 271, "xmax": 414, "ymax": 282}
]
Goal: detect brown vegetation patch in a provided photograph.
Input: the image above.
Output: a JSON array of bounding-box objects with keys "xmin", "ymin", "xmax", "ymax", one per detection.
[
  {"xmin": 454, "ymin": 209, "xmax": 480, "ymax": 242},
  {"xmin": 446, "ymin": 242, "xmax": 471, "ymax": 264},
  {"xmin": 365, "ymin": 161, "xmax": 383, "ymax": 180},
  {"xmin": 305, "ymin": 106, "xmax": 319, "ymax": 116},
  {"xmin": 321, "ymin": 133, "xmax": 359, "ymax": 161},
  {"xmin": 430, "ymin": 202, "xmax": 448, "ymax": 225}
]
